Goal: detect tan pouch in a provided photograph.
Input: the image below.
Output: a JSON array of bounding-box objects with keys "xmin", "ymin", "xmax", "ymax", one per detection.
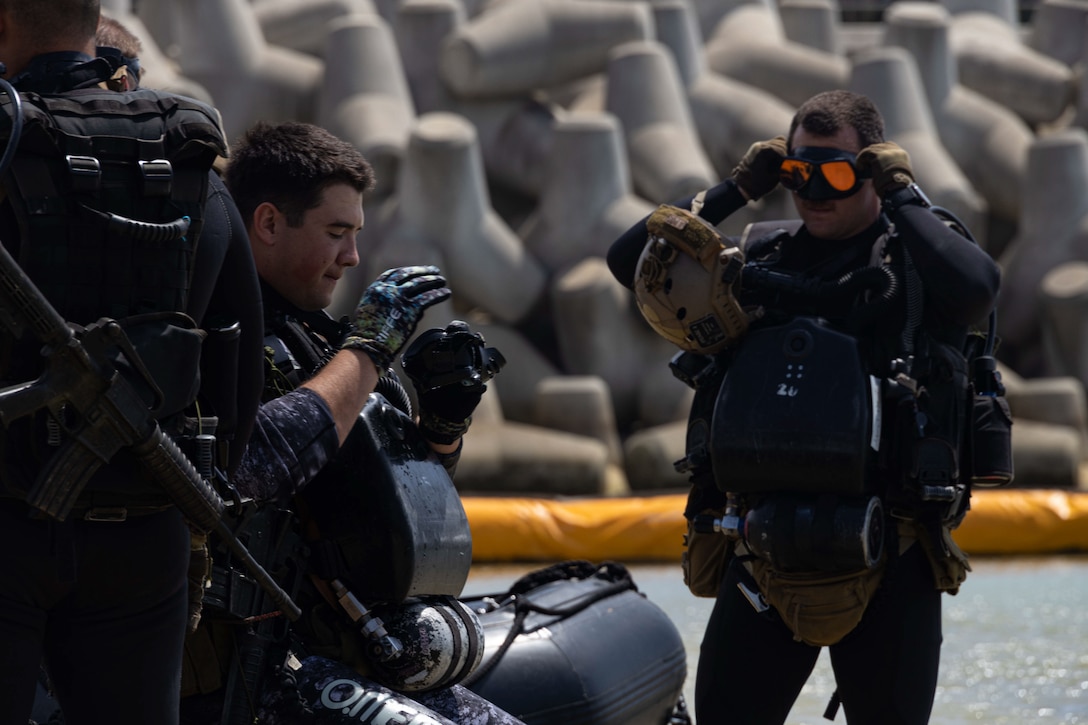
[
  {"xmin": 748, "ymin": 557, "xmax": 886, "ymax": 647},
  {"xmin": 682, "ymin": 508, "xmax": 734, "ymax": 598},
  {"xmin": 909, "ymin": 520, "xmax": 972, "ymax": 594},
  {"xmin": 186, "ymin": 531, "xmax": 210, "ymax": 634},
  {"xmin": 180, "ymin": 619, "xmax": 230, "ymax": 697}
]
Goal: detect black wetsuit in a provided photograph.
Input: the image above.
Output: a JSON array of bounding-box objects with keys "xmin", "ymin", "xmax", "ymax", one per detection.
[
  {"xmin": 607, "ymin": 178, "xmax": 1000, "ymax": 724},
  {"xmin": 0, "ymin": 52, "xmax": 263, "ymax": 725}
]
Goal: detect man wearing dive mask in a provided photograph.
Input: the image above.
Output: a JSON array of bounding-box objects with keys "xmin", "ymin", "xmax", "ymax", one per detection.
[
  {"xmin": 780, "ymin": 147, "xmax": 866, "ymax": 199},
  {"xmin": 736, "ymin": 135, "xmax": 884, "ymax": 242},
  {"xmin": 607, "ymin": 90, "xmax": 1001, "ymax": 724}
]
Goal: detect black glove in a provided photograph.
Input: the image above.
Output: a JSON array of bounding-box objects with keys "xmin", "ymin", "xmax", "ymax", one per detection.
[
  {"xmin": 342, "ymin": 266, "xmax": 451, "ymax": 371},
  {"xmin": 401, "ymin": 320, "xmax": 506, "ymax": 445},
  {"xmin": 856, "ymin": 142, "xmax": 914, "ymax": 196},
  {"xmin": 731, "ymin": 136, "xmax": 788, "ymax": 201}
]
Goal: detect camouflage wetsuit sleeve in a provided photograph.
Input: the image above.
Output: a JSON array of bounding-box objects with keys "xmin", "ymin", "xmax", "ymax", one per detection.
[{"xmin": 232, "ymin": 388, "xmax": 339, "ymax": 504}]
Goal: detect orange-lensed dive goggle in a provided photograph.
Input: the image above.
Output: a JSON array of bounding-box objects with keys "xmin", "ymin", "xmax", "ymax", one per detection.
[{"xmin": 779, "ymin": 147, "xmax": 869, "ymax": 201}]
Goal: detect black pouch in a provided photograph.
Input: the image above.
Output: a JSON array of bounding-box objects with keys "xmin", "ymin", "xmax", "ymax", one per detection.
[
  {"xmin": 970, "ymin": 393, "xmax": 1013, "ymax": 486},
  {"xmin": 116, "ymin": 311, "xmax": 206, "ymax": 418}
]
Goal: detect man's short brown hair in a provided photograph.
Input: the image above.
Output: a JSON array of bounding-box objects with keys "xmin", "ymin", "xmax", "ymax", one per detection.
[
  {"xmin": 224, "ymin": 122, "xmax": 376, "ymax": 228},
  {"xmin": 787, "ymin": 90, "xmax": 885, "ymax": 151},
  {"xmin": 96, "ymin": 14, "xmax": 142, "ymax": 59}
]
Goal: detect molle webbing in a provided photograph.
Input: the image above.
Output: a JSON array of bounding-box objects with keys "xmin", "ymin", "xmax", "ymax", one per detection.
[
  {"xmin": 0, "ymin": 89, "xmax": 226, "ymax": 324},
  {"xmin": 262, "ymin": 315, "xmax": 340, "ymax": 401}
]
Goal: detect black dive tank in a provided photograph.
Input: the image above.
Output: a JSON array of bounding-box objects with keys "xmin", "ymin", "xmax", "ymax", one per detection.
[
  {"xmin": 298, "ymin": 393, "xmax": 473, "ymax": 602},
  {"xmin": 744, "ymin": 493, "xmax": 885, "ymax": 571},
  {"xmin": 711, "ymin": 316, "xmax": 878, "ymax": 495},
  {"xmin": 268, "ymin": 656, "xmax": 458, "ymax": 724}
]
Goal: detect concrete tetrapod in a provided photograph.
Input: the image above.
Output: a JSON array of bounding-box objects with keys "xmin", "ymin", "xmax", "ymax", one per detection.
[
  {"xmin": 604, "ymin": 40, "xmax": 717, "ymax": 204},
  {"xmin": 518, "ymin": 111, "xmax": 656, "ymax": 275},
  {"xmin": 883, "ymin": 1, "xmax": 1032, "ymax": 233},
  {"xmin": 134, "ymin": 0, "xmax": 323, "ymax": 142},
  {"xmin": 780, "ymin": 0, "xmax": 843, "ymax": 55},
  {"xmin": 704, "ymin": 3, "xmax": 849, "ymax": 109},
  {"xmin": 252, "ymin": 0, "xmax": 378, "ymax": 58},
  {"xmin": 394, "ymin": 112, "xmax": 547, "ymax": 326},
  {"xmin": 439, "ymin": 0, "xmax": 653, "ymax": 99},
  {"xmin": 849, "ymin": 45, "xmax": 988, "ymax": 241},
  {"xmin": 997, "ymin": 129, "xmax": 1088, "ymax": 364},
  {"xmin": 318, "ymin": 13, "xmax": 417, "ymax": 199},
  {"xmin": 947, "ymin": 8, "xmax": 1074, "ymax": 126}
]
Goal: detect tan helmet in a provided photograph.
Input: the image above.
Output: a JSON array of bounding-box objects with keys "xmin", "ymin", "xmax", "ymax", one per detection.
[{"xmin": 634, "ymin": 204, "xmax": 750, "ymax": 354}]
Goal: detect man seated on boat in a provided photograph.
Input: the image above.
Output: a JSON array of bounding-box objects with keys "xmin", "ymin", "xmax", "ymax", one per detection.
[
  {"xmin": 179, "ymin": 120, "xmax": 518, "ymax": 725},
  {"xmin": 607, "ymin": 89, "xmax": 1002, "ymax": 724}
]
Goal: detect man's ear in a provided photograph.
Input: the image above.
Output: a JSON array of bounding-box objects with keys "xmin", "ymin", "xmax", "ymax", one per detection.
[{"xmin": 250, "ymin": 201, "xmax": 281, "ymax": 246}]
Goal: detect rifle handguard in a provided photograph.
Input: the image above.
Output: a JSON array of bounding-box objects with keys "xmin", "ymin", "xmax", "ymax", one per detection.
[{"xmin": 134, "ymin": 429, "xmax": 302, "ymax": 621}]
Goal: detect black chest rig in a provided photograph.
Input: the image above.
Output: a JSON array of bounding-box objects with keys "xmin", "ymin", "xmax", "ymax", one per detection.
[
  {"xmin": 1, "ymin": 87, "xmax": 226, "ymax": 326},
  {"xmin": 705, "ymin": 224, "xmax": 904, "ymax": 493},
  {"xmin": 677, "ymin": 223, "xmax": 919, "ymax": 572},
  {"xmin": 0, "ymin": 85, "xmax": 228, "ymax": 500},
  {"xmin": 262, "ymin": 308, "xmax": 345, "ymax": 402},
  {"xmin": 678, "ymin": 216, "xmax": 1006, "ymax": 602},
  {"xmin": 262, "ymin": 308, "xmax": 416, "ymax": 418}
]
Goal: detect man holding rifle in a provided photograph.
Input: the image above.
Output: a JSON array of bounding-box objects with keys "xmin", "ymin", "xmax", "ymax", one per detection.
[{"xmin": 0, "ymin": 2, "xmax": 265, "ymax": 723}]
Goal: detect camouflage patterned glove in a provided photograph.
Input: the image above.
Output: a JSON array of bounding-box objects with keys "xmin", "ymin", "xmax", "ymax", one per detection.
[
  {"xmin": 342, "ymin": 266, "xmax": 451, "ymax": 371},
  {"xmin": 856, "ymin": 142, "xmax": 914, "ymax": 196},
  {"xmin": 731, "ymin": 136, "xmax": 788, "ymax": 201}
]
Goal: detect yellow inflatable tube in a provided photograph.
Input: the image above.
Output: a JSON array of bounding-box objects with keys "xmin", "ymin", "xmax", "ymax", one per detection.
[{"xmin": 463, "ymin": 489, "xmax": 1088, "ymax": 562}]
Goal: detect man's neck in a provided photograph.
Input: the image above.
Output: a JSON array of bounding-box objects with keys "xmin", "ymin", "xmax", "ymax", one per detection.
[{"xmin": 11, "ymin": 50, "xmax": 115, "ymax": 93}]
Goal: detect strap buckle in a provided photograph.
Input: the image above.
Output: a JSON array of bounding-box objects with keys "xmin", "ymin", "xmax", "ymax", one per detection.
[
  {"xmin": 83, "ymin": 507, "xmax": 128, "ymax": 522},
  {"xmin": 138, "ymin": 159, "xmax": 173, "ymax": 197},
  {"xmin": 65, "ymin": 155, "xmax": 101, "ymax": 193}
]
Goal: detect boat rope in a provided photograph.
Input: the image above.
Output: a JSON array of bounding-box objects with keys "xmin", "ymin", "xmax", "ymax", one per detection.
[{"xmin": 461, "ymin": 560, "xmax": 637, "ymax": 687}]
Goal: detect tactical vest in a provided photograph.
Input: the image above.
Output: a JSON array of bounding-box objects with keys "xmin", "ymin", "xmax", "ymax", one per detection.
[
  {"xmin": 262, "ymin": 308, "xmax": 347, "ymax": 402},
  {"xmin": 0, "ymin": 87, "xmax": 228, "ymax": 497},
  {"xmin": 0, "ymin": 87, "xmax": 227, "ymax": 325},
  {"xmin": 705, "ymin": 222, "xmax": 904, "ymax": 497},
  {"xmin": 713, "ymin": 217, "xmax": 1009, "ymax": 505},
  {"xmin": 680, "ymin": 219, "xmax": 1003, "ymax": 577}
]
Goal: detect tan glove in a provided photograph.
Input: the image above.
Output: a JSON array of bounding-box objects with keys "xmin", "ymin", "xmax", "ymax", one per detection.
[
  {"xmin": 731, "ymin": 136, "xmax": 788, "ymax": 201},
  {"xmin": 856, "ymin": 142, "xmax": 914, "ymax": 196}
]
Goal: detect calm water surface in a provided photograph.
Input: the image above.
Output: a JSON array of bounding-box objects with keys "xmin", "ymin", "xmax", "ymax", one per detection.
[{"xmin": 464, "ymin": 555, "xmax": 1088, "ymax": 724}]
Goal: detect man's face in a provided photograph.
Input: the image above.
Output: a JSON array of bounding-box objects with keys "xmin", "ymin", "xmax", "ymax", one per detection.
[
  {"xmin": 787, "ymin": 125, "xmax": 881, "ymax": 240},
  {"xmin": 262, "ymin": 183, "xmax": 364, "ymax": 311}
]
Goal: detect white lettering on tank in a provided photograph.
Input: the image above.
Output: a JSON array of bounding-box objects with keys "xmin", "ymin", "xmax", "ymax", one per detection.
[
  {"xmin": 318, "ymin": 679, "xmax": 445, "ymax": 724},
  {"xmin": 777, "ymin": 363, "xmax": 802, "ymax": 396}
]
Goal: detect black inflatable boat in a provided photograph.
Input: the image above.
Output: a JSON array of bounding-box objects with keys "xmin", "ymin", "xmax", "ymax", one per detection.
[{"xmin": 463, "ymin": 560, "xmax": 690, "ymax": 725}]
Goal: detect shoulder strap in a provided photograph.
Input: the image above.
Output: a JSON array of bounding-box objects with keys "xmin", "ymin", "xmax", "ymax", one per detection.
[
  {"xmin": 262, "ymin": 316, "xmax": 339, "ymax": 400},
  {"xmin": 739, "ymin": 219, "xmax": 802, "ymax": 257}
]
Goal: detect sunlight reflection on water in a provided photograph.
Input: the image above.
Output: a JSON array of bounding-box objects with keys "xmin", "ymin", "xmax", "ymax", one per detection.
[{"xmin": 464, "ymin": 555, "xmax": 1088, "ymax": 724}]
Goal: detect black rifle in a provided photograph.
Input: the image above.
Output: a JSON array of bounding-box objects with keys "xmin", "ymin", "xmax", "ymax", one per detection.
[{"xmin": 0, "ymin": 236, "xmax": 300, "ymax": 620}]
